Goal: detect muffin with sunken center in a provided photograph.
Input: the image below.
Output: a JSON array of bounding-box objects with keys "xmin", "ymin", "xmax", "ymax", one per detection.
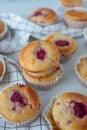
[
  {"xmin": 64, "ymin": 8, "xmax": 87, "ymax": 28},
  {"xmin": 45, "ymin": 33, "xmax": 77, "ymax": 62},
  {"xmin": 19, "ymin": 40, "xmax": 63, "ymax": 89},
  {"xmin": 0, "ymin": 84, "xmax": 41, "ymax": 126},
  {"xmin": 28, "ymin": 8, "xmax": 57, "ymax": 27}
]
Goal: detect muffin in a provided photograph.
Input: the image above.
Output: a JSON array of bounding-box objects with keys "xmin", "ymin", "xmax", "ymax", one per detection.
[
  {"xmin": 0, "ymin": 20, "xmax": 8, "ymax": 40},
  {"xmin": 19, "ymin": 40, "xmax": 63, "ymax": 90},
  {"xmin": 0, "ymin": 55, "xmax": 6, "ymax": 83},
  {"xmin": 75, "ymin": 56, "xmax": 87, "ymax": 87},
  {"xmin": 0, "ymin": 84, "xmax": 41, "ymax": 126},
  {"xmin": 23, "ymin": 64, "xmax": 63, "ymax": 90},
  {"xmin": 64, "ymin": 7, "xmax": 87, "ymax": 28},
  {"xmin": 28, "ymin": 8, "xmax": 57, "ymax": 27},
  {"xmin": 43, "ymin": 92, "xmax": 87, "ymax": 130},
  {"xmin": 45, "ymin": 33, "xmax": 77, "ymax": 62},
  {"xmin": 60, "ymin": 0, "xmax": 82, "ymax": 7}
]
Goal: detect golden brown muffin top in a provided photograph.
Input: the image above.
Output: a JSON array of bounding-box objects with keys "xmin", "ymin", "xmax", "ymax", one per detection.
[
  {"xmin": 65, "ymin": 9, "xmax": 87, "ymax": 21},
  {"xmin": 19, "ymin": 40, "xmax": 60, "ymax": 72},
  {"xmin": 45, "ymin": 33, "xmax": 77, "ymax": 55},
  {"xmin": 0, "ymin": 21, "xmax": 5, "ymax": 34},
  {"xmin": 76, "ymin": 57, "xmax": 87, "ymax": 80},
  {"xmin": 28, "ymin": 8, "xmax": 57, "ymax": 26},
  {"xmin": 60, "ymin": 0, "xmax": 82, "ymax": 7},
  {"xmin": 0, "ymin": 84, "xmax": 41, "ymax": 123},
  {"xmin": 52, "ymin": 92, "xmax": 87, "ymax": 130}
]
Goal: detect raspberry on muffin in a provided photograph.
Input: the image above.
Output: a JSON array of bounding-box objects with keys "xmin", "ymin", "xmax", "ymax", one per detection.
[
  {"xmin": 28, "ymin": 8, "xmax": 57, "ymax": 27},
  {"xmin": 0, "ymin": 84, "xmax": 41, "ymax": 126},
  {"xmin": 44, "ymin": 33, "xmax": 77, "ymax": 62},
  {"xmin": 43, "ymin": 92, "xmax": 87, "ymax": 130},
  {"xmin": 19, "ymin": 40, "xmax": 63, "ymax": 90},
  {"xmin": 52, "ymin": 92, "xmax": 87, "ymax": 130}
]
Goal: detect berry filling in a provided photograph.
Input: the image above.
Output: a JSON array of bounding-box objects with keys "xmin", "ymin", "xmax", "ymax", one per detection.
[
  {"xmin": 11, "ymin": 91, "xmax": 27, "ymax": 107},
  {"xmin": 33, "ymin": 11, "xmax": 42, "ymax": 16},
  {"xmin": 36, "ymin": 49, "xmax": 47, "ymax": 60},
  {"xmin": 70, "ymin": 101, "xmax": 87, "ymax": 118},
  {"xmin": 33, "ymin": 11, "xmax": 48, "ymax": 17},
  {"xmin": 55, "ymin": 40, "xmax": 69, "ymax": 47}
]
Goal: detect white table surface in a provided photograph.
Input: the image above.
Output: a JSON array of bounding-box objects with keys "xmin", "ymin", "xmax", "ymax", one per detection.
[{"xmin": 0, "ymin": 0, "xmax": 87, "ymax": 129}]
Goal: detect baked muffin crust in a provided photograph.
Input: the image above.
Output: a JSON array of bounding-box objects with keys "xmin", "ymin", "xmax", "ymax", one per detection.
[
  {"xmin": 0, "ymin": 84, "xmax": 41, "ymax": 123},
  {"xmin": 19, "ymin": 40, "xmax": 60, "ymax": 72},
  {"xmin": 65, "ymin": 10, "xmax": 87, "ymax": 21},
  {"xmin": 52, "ymin": 92, "xmax": 87, "ymax": 130},
  {"xmin": 28, "ymin": 8, "xmax": 57, "ymax": 26}
]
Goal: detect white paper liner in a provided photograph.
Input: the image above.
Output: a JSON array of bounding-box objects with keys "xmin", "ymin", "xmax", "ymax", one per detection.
[
  {"xmin": 0, "ymin": 83, "xmax": 41, "ymax": 126},
  {"xmin": 0, "ymin": 108, "xmax": 41, "ymax": 127},
  {"xmin": 60, "ymin": 53, "xmax": 73, "ymax": 63},
  {"xmin": 75, "ymin": 55, "xmax": 87, "ymax": 88},
  {"xmin": 43, "ymin": 95, "xmax": 59, "ymax": 130},
  {"xmin": 23, "ymin": 64, "xmax": 63, "ymax": 90},
  {"xmin": 83, "ymin": 28, "xmax": 87, "ymax": 46},
  {"xmin": 64, "ymin": 7, "xmax": 87, "ymax": 28}
]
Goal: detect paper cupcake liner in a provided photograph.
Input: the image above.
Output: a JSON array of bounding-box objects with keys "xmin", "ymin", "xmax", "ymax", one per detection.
[
  {"xmin": 64, "ymin": 7, "xmax": 87, "ymax": 28},
  {"xmin": 64, "ymin": 17, "xmax": 87, "ymax": 28},
  {"xmin": 0, "ymin": 83, "xmax": 41, "ymax": 126},
  {"xmin": 58, "ymin": 0, "xmax": 83, "ymax": 13},
  {"xmin": 60, "ymin": 53, "xmax": 73, "ymax": 63},
  {"xmin": 83, "ymin": 28, "xmax": 87, "ymax": 46},
  {"xmin": 75, "ymin": 55, "xmax": 87, "ymax": 88},
  {"xmin": 43, "ymin": 96, "xmax": 59, "ymax": 130},
  {"xmin": 0, "ymin": 107, "xmax": 41, "ymax": 126},
  {"xmin": 23, "ymin": 64, "xmax": 63, "ymax": 90}
]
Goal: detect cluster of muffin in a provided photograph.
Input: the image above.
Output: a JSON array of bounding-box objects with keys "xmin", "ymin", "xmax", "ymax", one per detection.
[
  {"xmin": 28, "ymin": 0, "xmax": 87, "ymax": 29},
  {"xmin": 19, "ymin": 40, "xmax": 63, "ymax": 90}
]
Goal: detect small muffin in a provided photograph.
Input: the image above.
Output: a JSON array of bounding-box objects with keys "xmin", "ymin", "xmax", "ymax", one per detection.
[
  {"xmin": 19, "ymin": 40, "xmax": 63, "ymax": 90},
  {"xmin": 0, "ymin": 20, "xmax": 8, "ymax": 40},
  {"xmin": 75, "ymin": 56, "xmax": 87, "ymax": 87},
  {"xmin": 43, "ymin": 92, "xmax": 87, "ymax": 130},
  {"xmin": 28, "ymin": 8, "xmax": 57, "ymax": 27},
  {"xmin": 45, "ymin": 33, "xmax": 77, "ymax": 62},
  {"xmin": 23, "ymin": 64, "xmax": 63, "ymax": 90},
  {"xmin": 64, "ymin": 8, "xmax": 87, "ymax": 28},
  {"xmin": 60, "ymin": 0, "xmax": 82, "ymax": 7},
  {"xmin": 0, "ymin": 84, "xmax": 41, "ymax": 126}
]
